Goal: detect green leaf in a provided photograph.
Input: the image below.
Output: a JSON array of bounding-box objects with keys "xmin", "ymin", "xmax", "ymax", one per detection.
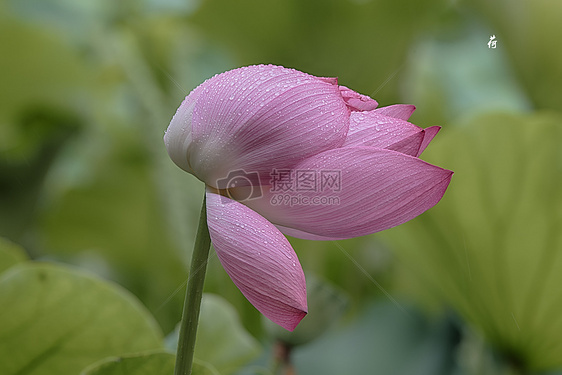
[
  {"xmin": 81, "ymin": 351, "xmax": 176, "ymax": 375},
  {"xmin": 195, "ymin": 294, "xmax": 261, "ymax": 373},
  {"xmin": 0, "ymin": 237, "xmax": 28, "ymax": 275},
  {"xmin": 384, "ymin": 111, "xmax": 562, "ymax": 371},
  {"xmin": 292, "ymin": 301, "xmax": 457, "ymax": 375},
  {"xmin": 81, "ymin": 350, "xmax": 218, "ymax": 375},
  {"xmin": 166, "ymin": 294, "xmax": 261, "ymax": 375},
  {"xmin": 37, "ymin": 130, "xmax": 192, "ymax": 333},
  {"xmin": 0, "ymin": 262, "xmax": 163, "ymax": 375}
]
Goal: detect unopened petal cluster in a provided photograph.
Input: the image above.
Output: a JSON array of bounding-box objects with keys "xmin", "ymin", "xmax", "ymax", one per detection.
[{"xmin": 165, "ymin": 64, "xmax": 452, "ymax": 331}]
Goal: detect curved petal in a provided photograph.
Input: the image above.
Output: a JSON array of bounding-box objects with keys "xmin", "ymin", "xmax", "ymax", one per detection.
[
  {"xmin": 164, "ymin": 83, "xmax": 206, "ymax": 174},
  {"xmin": 242, "ymin": 147, "xmax": 453, "ymax": 239},
  {"xmin": 188, "ymin": 65, "xmax": 350, "ymax": 188},
  {"xmin": 206, "ymin": 191, "xmax": 308, "ymax": 331},
  {"xmin": 339, "ymin": 86, "xmax": 378, "ymax": 111},
  {"xmin": 343, "ymin": 112, "xmax": 428, "ymax": 156},
  {"xmin": 373, "ymin": 104, "xmax": 416, "ymax": 120},
  {"xmin": 417, "ymin": 125, "xmax": 441, "ymax": 157}
]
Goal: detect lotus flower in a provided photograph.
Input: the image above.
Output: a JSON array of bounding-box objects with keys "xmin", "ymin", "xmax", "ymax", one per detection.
[{"xmin": 164, "ymin": 64, "xmax": 452, "ymax": 331}]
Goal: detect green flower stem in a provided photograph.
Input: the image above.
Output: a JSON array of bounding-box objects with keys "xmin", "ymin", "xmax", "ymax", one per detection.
[{"xmin": 175, "ymin": 195, "xmax": 211, "ymax": 375}]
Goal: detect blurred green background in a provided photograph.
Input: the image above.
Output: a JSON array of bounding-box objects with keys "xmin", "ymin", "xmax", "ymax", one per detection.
[{"xmin": 1, "ymin": 0, "xmax": 561, "ymax": 374}]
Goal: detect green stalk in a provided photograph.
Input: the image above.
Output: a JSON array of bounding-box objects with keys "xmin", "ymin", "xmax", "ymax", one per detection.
[{"xmin": 174, "ymin": 195, "xmax": 211, "ymax": 375}]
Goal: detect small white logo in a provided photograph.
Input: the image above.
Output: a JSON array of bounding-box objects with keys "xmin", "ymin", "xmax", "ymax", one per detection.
[{"xmin": 487, "ymin": 35, "xmax": 497, "ymax": 49}]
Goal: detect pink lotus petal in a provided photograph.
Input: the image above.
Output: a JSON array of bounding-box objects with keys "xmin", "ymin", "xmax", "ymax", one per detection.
[
  {"xmin": 417, "ymin": 126, "xmax": 441, "ymax": 157},
  {"xmin": 343, "ymin": 112, "xmax": 428, "ymax": 156},
  {"xmin": 339, "ymin": 86, "xmax": 378, "ymax": 111},
  {"xmin": 373, "ymin": 104, "xmax": 416, "ymax": 120},
  {"xmin": 164, "ymin": 84, "xmax": 206, "ymax": 174},
  {"xmin": 186, "ymin": 65, "xmax": 349, "ymax": 188},
  {"xmin": 317, "ymin": 76, "xmax": 339, "ymax": 85},
  {"xmin": 275, "ymin": 224, "xmax": 344, "ymax": 241},
  {"xmin": 243, "ymin": 147, "xmax": 453, "ymax": 239},
  {"xmin": 206, "ymin": 191, "xmax": 308, "ymax": 331}
]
